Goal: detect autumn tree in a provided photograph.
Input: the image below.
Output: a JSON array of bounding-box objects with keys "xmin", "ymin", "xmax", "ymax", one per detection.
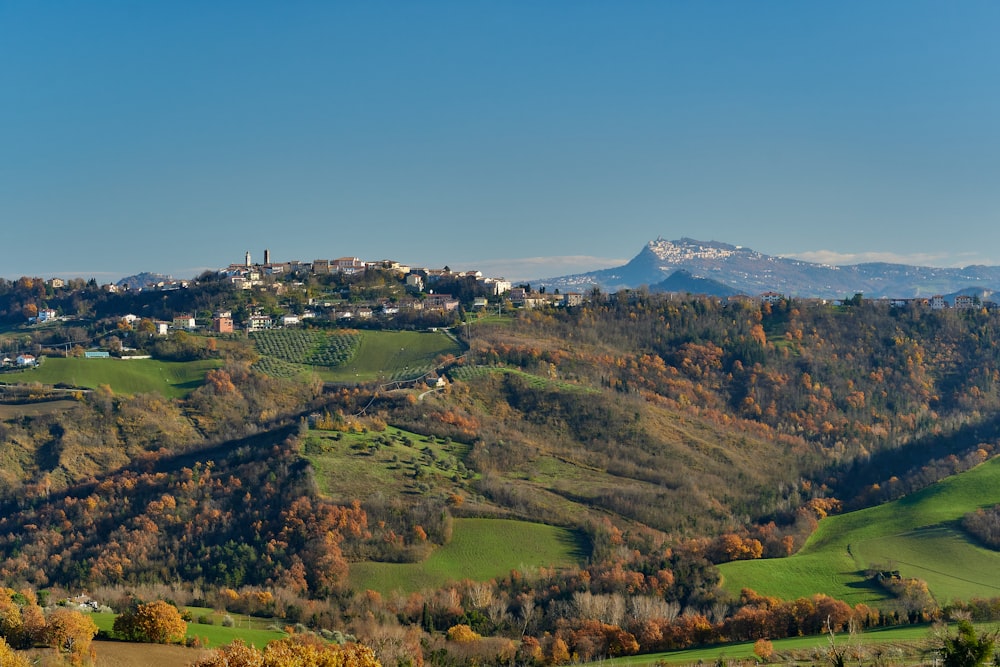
[
  {"xmin": 194, "ymin": 635, "xmax": 382, "ymax": 667},
  {"xmin": 0, "ymin": 637, "xmax": 28, "ymax": 667},
  {"xmin": 112, "ymin": 600, "xmax": 187, "ymax": 644},
  {"xmin": 192, "ymin": 638, "xmax": 263, "ymax": 667},
  {"xmin": 753, "ymin": 638, "xmax": 774, "ymax": 662},
  {"xmin": 45, "ymin": 608, "xmax": 98, "ymax": 665}
]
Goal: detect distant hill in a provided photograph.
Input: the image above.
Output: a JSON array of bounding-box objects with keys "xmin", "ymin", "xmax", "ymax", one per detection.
[
  {"xmin": 650, "ymin": 269, "xmax": 739, "ymax": 297},
  {"xmin": 535, "ymin": 237, "xmax": 1000, "ymax": 298},
  {"xmin": 116, "ymin": 272, "xmax": 173, "ymax": 290}
]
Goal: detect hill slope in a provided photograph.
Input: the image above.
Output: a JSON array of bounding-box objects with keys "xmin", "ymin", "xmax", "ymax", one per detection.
[{"xmin": 719, "ymin": 456, "xmax": 1000, "ymax": 605}]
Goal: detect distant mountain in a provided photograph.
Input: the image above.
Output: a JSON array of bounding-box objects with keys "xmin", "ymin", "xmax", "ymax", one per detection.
[
  {"xmin": 116, "ymin": 272, "xmax": 173, "ymax": 290},
  {"xmin": 535, "ymin": 238, "xmax": 1000, "ymax": 298}
]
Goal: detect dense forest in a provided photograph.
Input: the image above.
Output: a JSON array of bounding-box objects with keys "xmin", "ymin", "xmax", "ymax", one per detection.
[{"xmin": 4, "ymin": 283, "xmax": 1000, "ymax": 664}]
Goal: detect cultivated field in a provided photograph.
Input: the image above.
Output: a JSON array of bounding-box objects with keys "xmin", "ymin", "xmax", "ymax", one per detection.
[
  {"xmin": 250, "ymin": 329, "xmax": 362, "ymax": 378},
  {"xmin": 12, "ymin": 357, "xmax": 221, "ymax": 398},
  {"xmin": 251, "ymin": 329, "xmax": 462, "ymax": 383},
  {"xmin": 0, "ymin": 399, "xmax": 78, "ymax": 419},
  {"xmin": 720, "ymin": 456, "xmax": 1000, "ymax": 605},
  {"xmin": 349, "ymin": 518, "xmax": 587, "ymax": 594},
  {"xmin": 323, "ymin": 330, "xmax": 462, "ymax": 383}
]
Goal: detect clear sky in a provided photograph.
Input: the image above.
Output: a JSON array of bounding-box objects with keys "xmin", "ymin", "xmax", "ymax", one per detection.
[{"xmin": 3, "ymin": 1, "xmax": 1000, "ymax": 282}]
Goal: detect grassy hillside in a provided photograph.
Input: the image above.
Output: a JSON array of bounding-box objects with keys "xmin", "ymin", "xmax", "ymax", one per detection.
[
  {"xmin": 91, "ymin": 609, "xmax": 285, "ymax": 648},
  {"xmin": 304, "ymin": 425, "xmax": 470, "ymax": 503},
  {"xmin": 719, "ymin": 456, "xmax": 1000, "ymax": 604},
  {"xmin": 579, "ymin": 623, "xmax": 951, "ymax": 666},
  {"xmin": 13, "ymin": 357, "xmax": 220, "ymax": 397},
  {"xmin": 348, "ymin": 518, "xmax": 587, "ymax": 594}
]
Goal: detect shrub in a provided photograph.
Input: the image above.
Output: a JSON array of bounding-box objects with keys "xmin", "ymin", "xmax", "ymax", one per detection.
[{"xmin": 754, "ymin": 638, "xmax": 774, "ymax": 661}]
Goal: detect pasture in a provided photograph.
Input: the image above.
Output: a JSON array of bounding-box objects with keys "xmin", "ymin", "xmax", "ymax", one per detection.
[
  {"xmin": 8, "ymin": 357, "xmax": 220, "ymax": 398},
  {"xmin": 720, "ymin": 456, "xmax": 1000, "ymax": 605},
  {"xmin": 577, "ymin": 622, "xmax": 970, "ymax": 666},
  {"xmin": 91, "ymin": 608, "xmax": 285, "ymax": 648},
  {"xmin": 349, "ymin": 518, "xmax": 588, "ymax": 594}
]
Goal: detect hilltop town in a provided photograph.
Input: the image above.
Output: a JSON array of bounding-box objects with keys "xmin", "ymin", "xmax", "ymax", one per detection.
[{"xmin": 1, "ymin": 246, "xmax": 995, "ymax": 368}]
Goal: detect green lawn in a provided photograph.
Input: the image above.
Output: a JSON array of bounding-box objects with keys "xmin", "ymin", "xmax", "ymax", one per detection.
[
  {"xmin": 349, "ymin": 518, "xmax": 587, "ymax": 594},
  {"xmin": 720, "ymin": 456, "xmax": 1000, "ymax": 605},
  {"xmin": 14, "ymin": 357, "xmax": 220, "ymax": 398}
]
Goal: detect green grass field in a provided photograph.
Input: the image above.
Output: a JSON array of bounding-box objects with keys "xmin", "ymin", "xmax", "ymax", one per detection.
[
  {"xmin": 349, "ymin": 518, "xmax": 588, "ymax": 594},
  {"xmin": 578, "ymin": 623, "xmax": 978, "ymax": 666},
  {"xmin": 720, "ymin": 456, "xmax": 1000, "ymax": 605},
  {"xmin": 9, "ymin": 357, "xmax": 221, "ymax": 398},
  {"xmin": 91, "ymin": 608, "xmax": 286, "ymax": 649}
]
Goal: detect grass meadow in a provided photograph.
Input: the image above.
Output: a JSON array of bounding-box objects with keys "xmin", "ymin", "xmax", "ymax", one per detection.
[
  {"xmin": 720, "ymin": 456, "xmax": 1000, "ymax": 605},
  {"xmin": 91, "ymin": 608, "xmax": 286, "ymax": 648},
  {"xmin": 577, "ymin": 622, "xmax": 985, "ymax": 666},
  {"xmin": 12, "ymin": 357, "xmax": 220, "ymax": 398},
  {"xmin": 349, "ymin": 518, "xmax": 587, "ymax": 594}
]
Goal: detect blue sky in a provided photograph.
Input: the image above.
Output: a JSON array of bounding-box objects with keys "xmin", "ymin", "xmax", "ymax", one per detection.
[{"xmin": 3, "ymin": 2, "xmax": 1000, "ymax": 282}]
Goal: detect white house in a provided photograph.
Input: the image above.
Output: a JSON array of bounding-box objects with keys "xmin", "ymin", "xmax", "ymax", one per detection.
[
  {"xmin": 16, "ymin": 354, "xmax": 36, "ymax": 367},
  {"xmin": 760, "ymin": 292, "xmax": 783, "ymax": 306}
]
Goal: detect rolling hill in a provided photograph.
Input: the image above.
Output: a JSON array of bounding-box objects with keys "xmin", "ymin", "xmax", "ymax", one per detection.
[{"xmin": 719, "ymin": 455, "xmax": 1000, "ymax": 605}]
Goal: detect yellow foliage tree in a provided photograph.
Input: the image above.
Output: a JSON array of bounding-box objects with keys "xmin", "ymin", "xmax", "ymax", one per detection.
[
  {"xmin": 45, "ymin": 608, "xmax": 98, "ymax": 666},
  {"xmin": 194, "ymin": 635, "xmax": 382, "ymax": 667},
  {"xmin": 0, "ymin": 637, "xmax": 28, "ymax": 667},
  {"xmin": 446, "ymin": 624, "xmax": 481, "ymax": 643},
  {"xmin": 112, "ymin": 600, "xmax": 187, "ymax": 644}
]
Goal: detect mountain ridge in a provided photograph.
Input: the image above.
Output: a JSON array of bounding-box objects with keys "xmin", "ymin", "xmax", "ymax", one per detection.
[{"xmin": 535, "ymin": 237, "xmax": 1000, "ymax": 298}]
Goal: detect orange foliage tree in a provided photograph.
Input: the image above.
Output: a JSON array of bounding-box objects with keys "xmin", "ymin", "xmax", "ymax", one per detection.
[
  {"xmin": 112, "ymin": 600, "xmax": 187, "ymax": 644},
  {"xmin": 45, "ymin": 608, "xmax": 98, "ymax": 665}
]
